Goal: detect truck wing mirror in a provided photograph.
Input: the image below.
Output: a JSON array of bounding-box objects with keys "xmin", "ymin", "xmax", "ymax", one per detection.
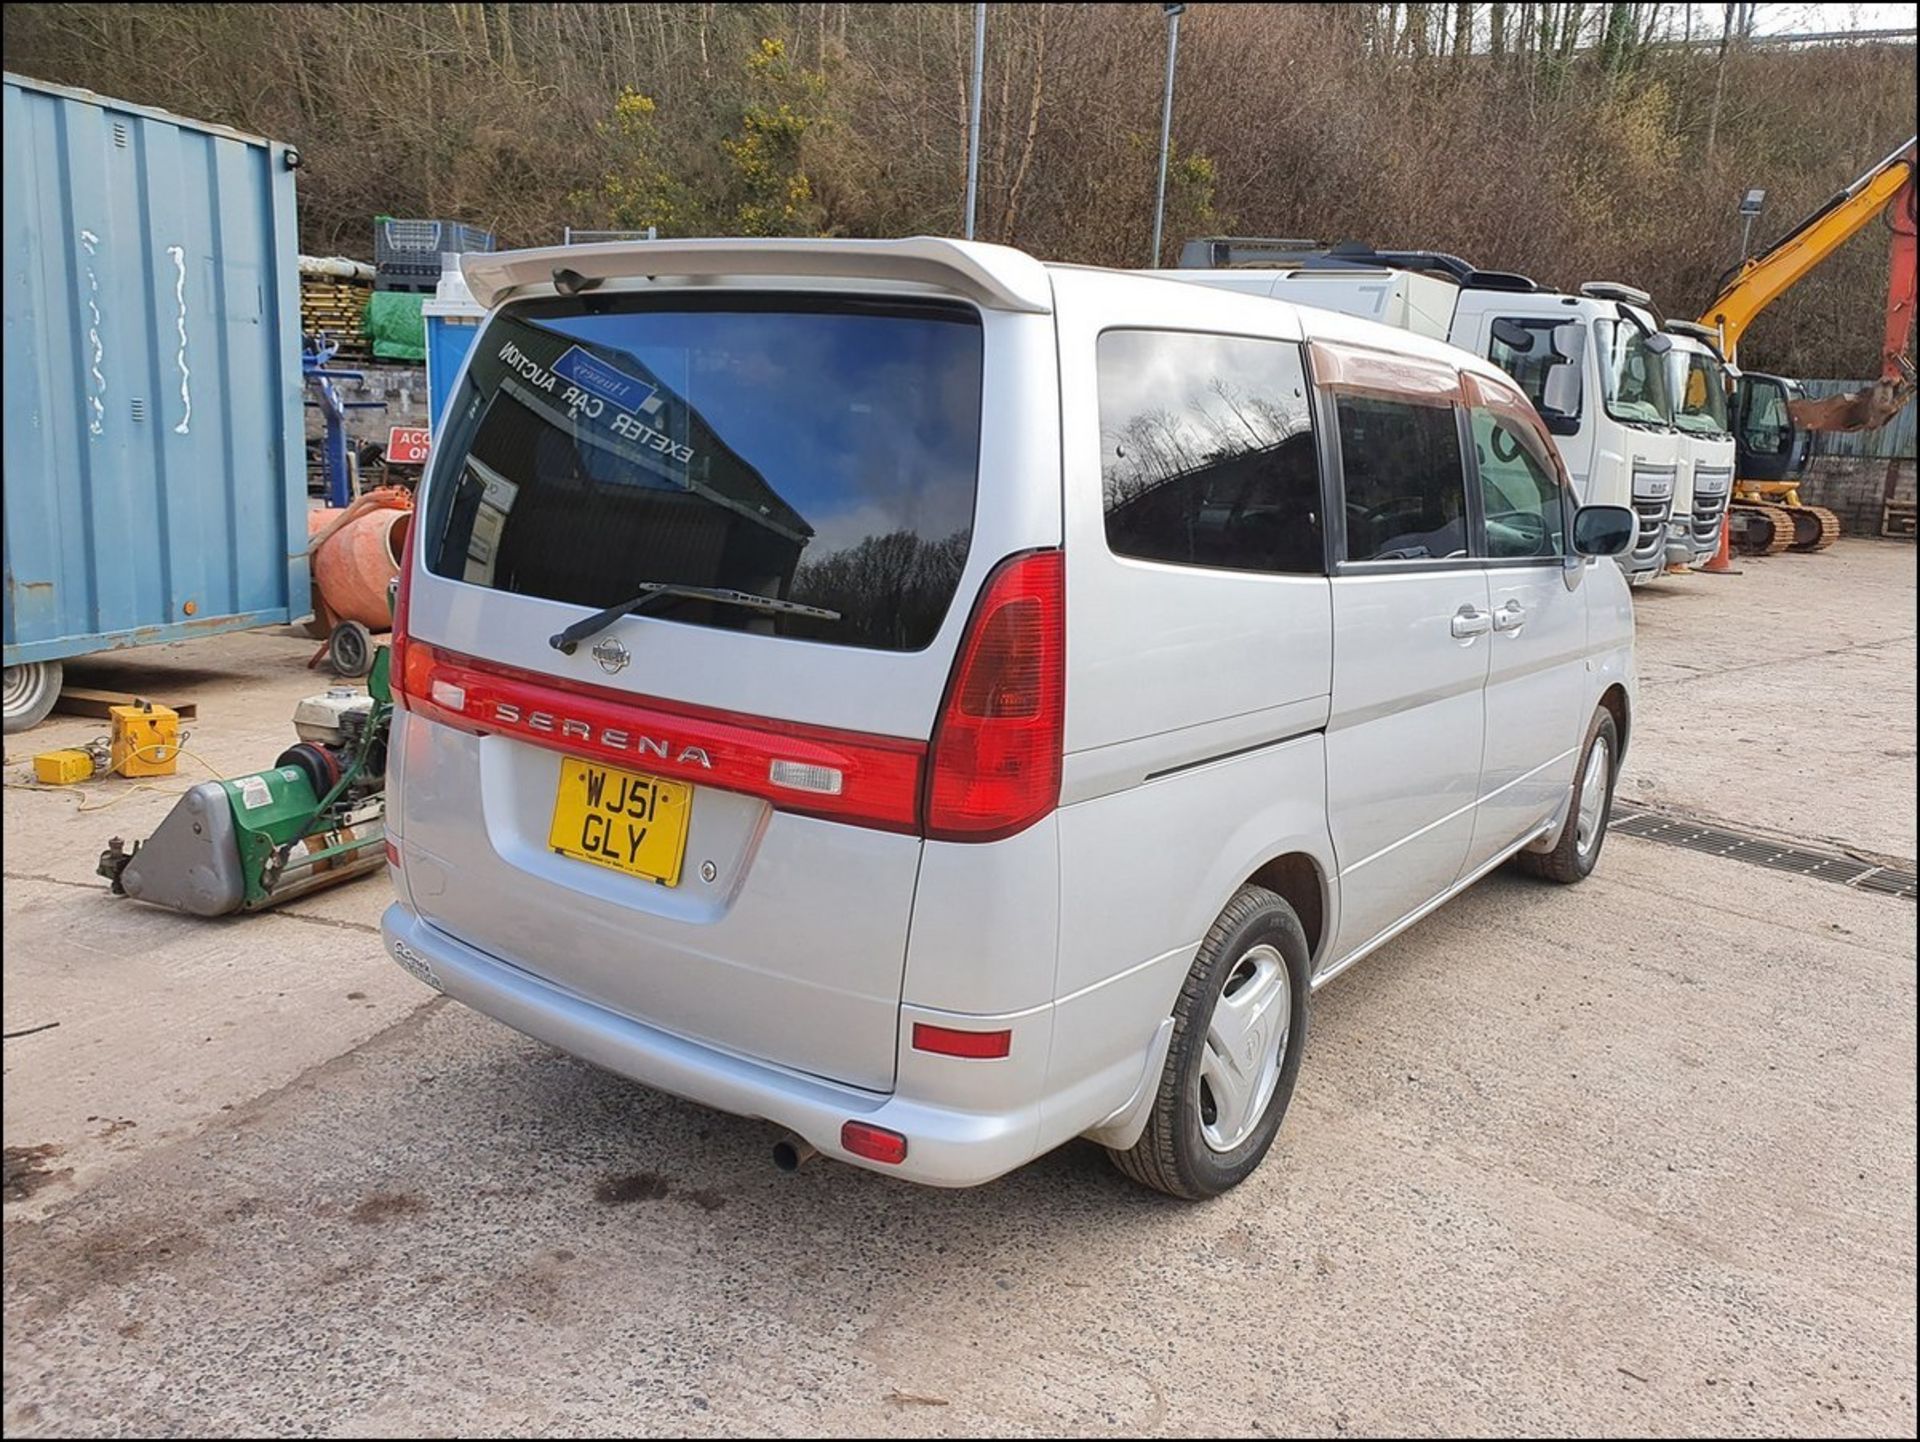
[
  {"xmin": 1541, "ymin": 358, "xmax": 1582, "ymax": 424},
  {"xmin": 1490, "ymin": 317, "xmax": 1534, "ymax": 351}
]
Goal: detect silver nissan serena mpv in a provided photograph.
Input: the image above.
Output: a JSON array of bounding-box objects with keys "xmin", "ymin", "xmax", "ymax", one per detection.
[{"xmin": 381, "ymin": 238, "xmax": 1637, "ymax": 1198}]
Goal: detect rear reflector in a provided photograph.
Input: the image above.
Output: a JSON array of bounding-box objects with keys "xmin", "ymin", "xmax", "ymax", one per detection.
[
  {"xmin": 384, "ymin": 839, "xmax": 401, "ymax": 869},
  {"xmin": 840, "ymin": 1121, "xmax": 909, "ymax": 1166},
  {"xmin": 911, "ymin": 1023, "xmax": 1013, "ymax": 1059},
  {"xmin": 925, "ymin": 549, "xmax": 1064, "ymax": 842}
]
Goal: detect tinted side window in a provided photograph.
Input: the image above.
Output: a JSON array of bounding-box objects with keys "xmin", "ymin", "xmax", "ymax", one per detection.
[
  {"xmin": 1469, "ymin": 408, "xmax": 1567, "ymax": 559},
  {"xmin": 1097, "ymin": 331, "xmax": 1322, "ymax": 576},
  {"xmin": 1335, "ymin": 396, "xmax": 1468, "ymax": 562}
]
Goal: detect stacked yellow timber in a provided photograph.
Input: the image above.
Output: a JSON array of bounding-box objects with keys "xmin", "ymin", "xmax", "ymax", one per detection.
[{"xmin": 299, "ymin": 256, "xmax": 375, "ymax": 363}]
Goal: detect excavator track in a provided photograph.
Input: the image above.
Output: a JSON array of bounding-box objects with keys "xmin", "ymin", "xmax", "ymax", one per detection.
[
  {"xmin": 1784, "ymin": 504, "xmax": 1842, "ymax": 552},
  {"xmin": 1729, "ymin": 501, "xmax": 1796, "ymax": 556}
]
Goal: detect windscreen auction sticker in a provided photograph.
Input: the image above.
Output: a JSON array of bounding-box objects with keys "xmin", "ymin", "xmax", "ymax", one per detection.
[{"xmin": 552, "ymin": 345, "xmax": 663, "ymax": 417}]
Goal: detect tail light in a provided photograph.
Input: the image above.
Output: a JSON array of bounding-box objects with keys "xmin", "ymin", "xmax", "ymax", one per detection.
[
  {"xmin": 395, "ymin": 539, "xmax": 1063, "ymax": 843},
  {"xmin": 387, "ymin": 514, "xmax": 417, "ymax": 705},
  {"xmin": 391, "ymin": 642, "xmax": 925, "ymax": 830},
  {"xmin": 924, "ymin": 549, "xmax": 1064, "ymax": 842}
]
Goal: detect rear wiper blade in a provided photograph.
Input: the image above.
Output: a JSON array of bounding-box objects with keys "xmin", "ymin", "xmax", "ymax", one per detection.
[{"xmin": 548, "ymin": 582, "xmax": 840, "ymax": 654}]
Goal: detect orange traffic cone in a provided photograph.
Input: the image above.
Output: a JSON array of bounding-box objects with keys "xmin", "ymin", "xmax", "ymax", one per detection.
[{"xmin": 1699, "ymin": 505, "xmax": 1740, "ymax": 574}]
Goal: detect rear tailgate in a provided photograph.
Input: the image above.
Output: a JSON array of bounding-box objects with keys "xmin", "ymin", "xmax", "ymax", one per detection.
[{"xmin": 393, "ymin": 250, "xmax": 1058, "ymax": 1092}]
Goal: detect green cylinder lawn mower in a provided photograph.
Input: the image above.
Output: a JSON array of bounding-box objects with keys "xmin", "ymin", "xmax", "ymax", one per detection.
[{"xmin": 97, "ymin": 650, "xmax": 393, "ymax": 917}]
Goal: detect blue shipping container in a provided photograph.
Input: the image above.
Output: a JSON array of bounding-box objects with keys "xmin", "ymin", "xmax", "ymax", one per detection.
[{"xmin": 3, "ymin": 73, "xmax": 308, "ymax": 687}]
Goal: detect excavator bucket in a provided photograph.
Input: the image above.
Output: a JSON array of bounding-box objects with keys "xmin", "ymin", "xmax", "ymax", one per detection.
[
  {"xmin": 1798, "ymin": 175, "xmax": 1918, "ymax": 433},
  {"xmin": 1788, "ymin": 358, "xmax": 1916, "ymax": 434}
]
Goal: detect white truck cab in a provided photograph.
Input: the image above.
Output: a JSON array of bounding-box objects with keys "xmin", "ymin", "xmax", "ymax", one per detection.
[
  {"xmin": 1661, "ymin": 322, "xmax": 1738, "ymax": 565},
  {"xmin": 1165, "ymin": 245, "xmax": 1684, "ymax": 585}
]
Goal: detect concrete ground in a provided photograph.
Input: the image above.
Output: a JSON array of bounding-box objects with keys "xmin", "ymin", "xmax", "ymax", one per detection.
[
  {"xmin": 3, "ymin": 542, "xmax": 1914, "ymax": 1436},
  {"xmin": 1626, "ymin": 540, "xmax": 1917, "ymax": 864}
]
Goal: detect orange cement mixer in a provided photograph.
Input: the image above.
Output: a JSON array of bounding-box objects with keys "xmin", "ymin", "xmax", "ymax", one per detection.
[{"xmin": 305, "ymin": 487, "xmax": 413, "ymax": 674}]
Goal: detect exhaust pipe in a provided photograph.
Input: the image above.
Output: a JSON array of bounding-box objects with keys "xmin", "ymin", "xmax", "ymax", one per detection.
[{"xmin": 771, "ymin": 1133, "xmax": 818, "ymax": 1172}]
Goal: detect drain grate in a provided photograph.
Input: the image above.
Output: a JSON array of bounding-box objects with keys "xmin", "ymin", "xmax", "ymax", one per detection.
[{"xmin": 1612, "ymin": 806, "xmax": 1917, "ymax": 901}]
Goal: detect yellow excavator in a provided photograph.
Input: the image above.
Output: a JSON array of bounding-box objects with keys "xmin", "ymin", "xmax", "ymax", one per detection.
[{"xmin": 1697, "ymin": 135, "xmax": 1916, "ymax": 554}]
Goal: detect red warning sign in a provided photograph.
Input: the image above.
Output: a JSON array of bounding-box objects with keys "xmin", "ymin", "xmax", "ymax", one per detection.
[{"xmin": 387, "ymin": 426, "xmax": 431, "ymax": 466}]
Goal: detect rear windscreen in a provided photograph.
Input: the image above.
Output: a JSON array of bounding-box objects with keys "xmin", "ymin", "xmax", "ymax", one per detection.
[{"xmin": 422, "ymin": 295, "xmax": 984, "ymax": 652}]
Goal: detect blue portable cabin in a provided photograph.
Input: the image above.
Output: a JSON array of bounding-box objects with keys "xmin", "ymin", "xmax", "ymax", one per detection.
[
  {"xmin": 421, "ymin": 232, "xmax": 662, "ymax": 438},
  {"xmin": 422, "ymin": 258, "xmax": 486, "ymax": 434},
  {"xmin": 2, "ymin": 72, "xmax": 308, "ymax": 730}
]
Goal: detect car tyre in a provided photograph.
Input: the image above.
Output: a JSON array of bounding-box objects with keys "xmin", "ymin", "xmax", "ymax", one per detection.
[
  {"xmin": 3, "ymin": 660, "xmax": 63, "ymax": 734},
  {"xmin": 1517, "ymin": 708, "xmax": 1619, "ymax": 884},
  {"xmin": 1107, "ymin": 885, "xmax": 1310, "ymax": 1200}
]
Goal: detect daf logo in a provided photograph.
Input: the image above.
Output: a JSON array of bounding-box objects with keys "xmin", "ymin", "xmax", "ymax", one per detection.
[{"xmin": 591, "ymin": 637, "xmax": 631, "ymax": 675}]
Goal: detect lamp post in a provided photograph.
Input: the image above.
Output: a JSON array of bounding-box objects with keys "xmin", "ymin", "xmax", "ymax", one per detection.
[
  {"xmin": 964, "ymin": 3, "xmax": 986, "ymax": 240},
  {"xmin": 1149, "ymin": 3, "xmax": 1186, "ymax": 268},
  {"xmin": 1737, "ymin": 186, "xmax": 1767, "ymax": 262}
]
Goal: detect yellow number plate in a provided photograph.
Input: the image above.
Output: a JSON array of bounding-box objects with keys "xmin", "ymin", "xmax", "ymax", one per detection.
[{"xmin": 547, "ymin": 758, "xmax": 692, "ymax": 886}]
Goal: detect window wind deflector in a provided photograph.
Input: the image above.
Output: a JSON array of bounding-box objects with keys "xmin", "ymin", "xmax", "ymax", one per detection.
[
  {"xmin": 550, "ymin": 583, "xmax": 841, "ymax": 654},
  {"xmin": 1616, "ymin": 302, "xmax": 1672, "ymax": 351}
]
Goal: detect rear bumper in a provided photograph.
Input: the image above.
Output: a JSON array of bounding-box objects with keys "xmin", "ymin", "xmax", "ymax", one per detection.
[{"xmin": 380, "ymin": 903, "xmax": 1047, "ymax": 1187}]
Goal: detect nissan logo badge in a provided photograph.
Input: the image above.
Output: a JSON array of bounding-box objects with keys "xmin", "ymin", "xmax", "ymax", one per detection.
[{"xmin": 591, "ymin": 637, "xmax": 631, "ymax": 675}]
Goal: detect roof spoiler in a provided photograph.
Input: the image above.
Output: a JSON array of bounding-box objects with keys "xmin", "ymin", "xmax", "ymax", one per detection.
[
  {"xmin": 1176, "ymin": 236, "xmax": 1536, "ymax": 293},
  {"xmin": 460, "ymin": 236, "xmax": 1053, "ymax": 314}
]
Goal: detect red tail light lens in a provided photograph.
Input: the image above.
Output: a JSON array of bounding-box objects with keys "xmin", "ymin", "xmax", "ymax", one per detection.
[
  {"xmin": 925, "ymin": 550, "xmax": 1064, "ymax": 842},
  {"xmin": 390, "ymin": 543, "xmax": 1061, "ymax": 843},
  {"xmin": 392, "ymin": 642, "xmax": 925, "ymax": 830},
  {"xmin": 840, "ymin": 1121, "xmax": 909, "ymax": 1166},
  {"xmin": 388, "ymin": 513, "xmax": 417, "ymax": 705}
]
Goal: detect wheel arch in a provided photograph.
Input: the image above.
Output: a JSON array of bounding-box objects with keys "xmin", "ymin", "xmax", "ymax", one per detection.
[
  {"xmin": 1598, "ymin": 682, "xmax": 1630, "ymax": 759},
  {"xmin": 1243, "ymin": 850, "xmax": 1329, "ymax": 969}
]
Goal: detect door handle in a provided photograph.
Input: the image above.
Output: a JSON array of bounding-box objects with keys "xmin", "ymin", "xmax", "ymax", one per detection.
[
  {"xmin": 1451, "ymin": 605, "xmax": 1492, "ymax": 639},
  {"xmin": 1492, "ymin": 601, "xmax": 1527, "ymax": 633}
]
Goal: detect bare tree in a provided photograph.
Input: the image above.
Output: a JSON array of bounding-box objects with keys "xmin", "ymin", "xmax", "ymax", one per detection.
[{"xmin": 2, "ymin": 1, "xmax": 1910, "ymax": 374}]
